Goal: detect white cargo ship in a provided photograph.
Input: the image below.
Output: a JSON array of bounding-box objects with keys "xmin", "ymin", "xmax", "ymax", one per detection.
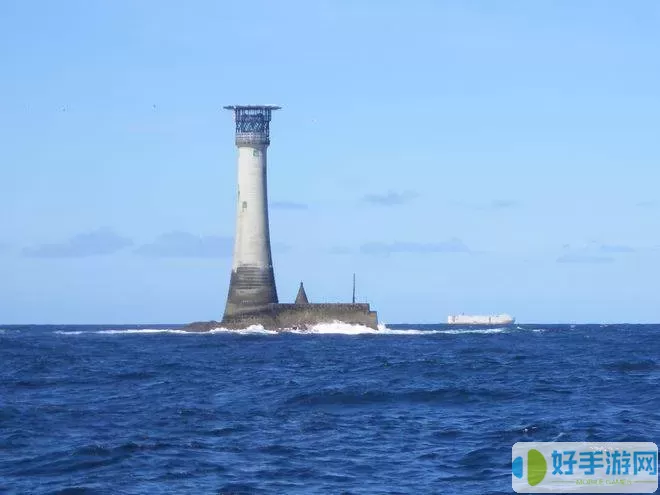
[{"xmin": 447, "ymin": 314, "xmax": 515, "ymax": 326}]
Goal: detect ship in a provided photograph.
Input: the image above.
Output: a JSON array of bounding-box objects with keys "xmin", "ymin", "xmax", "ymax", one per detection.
[{"xmin": 447, "ymin": 314, "xmax": 516, "ymax": 326}]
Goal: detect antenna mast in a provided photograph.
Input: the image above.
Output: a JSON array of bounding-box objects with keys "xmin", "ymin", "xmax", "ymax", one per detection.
[{"xmin": 352, "ymin": 273, "xmax": 356, "ymax": 304}]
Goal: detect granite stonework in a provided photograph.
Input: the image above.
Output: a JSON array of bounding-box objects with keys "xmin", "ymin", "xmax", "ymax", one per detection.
[{"xmin": 183, "ymin": 302, "xmax": 378, "ymax": 332}]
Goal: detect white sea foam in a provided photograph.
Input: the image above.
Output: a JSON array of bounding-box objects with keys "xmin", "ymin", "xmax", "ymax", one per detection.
[
  {"xmin": 53, "ymin": 327, "xmax": 277, "ymax": 336},
  {"xmin": 55, "ymin": 329, "xmax": 192, "ymax": 335},
  {"xmin": 290, "ymin": 322, "xmax": 382, "ymax": 335},
  {"xmin": 436, "ymin": 327, "xmax": 510, "ymax": 335},
  {"xmin": 98, "ymin": 329, "xmax": 191, "ymax": 335},
  {"xmin": 51, "ymin": 323, "xmax": 524, "ymax": 336},
  {"xmin": 287, "ymin": 322, "xmax": 511, "ymax": 335},
  {"xmin": 208, "ymin": 325, "xmax": 278, "ymax": 335},
  {"xmin": 552, "ymin": 432, "xmax": 566, "ymax": 441}
]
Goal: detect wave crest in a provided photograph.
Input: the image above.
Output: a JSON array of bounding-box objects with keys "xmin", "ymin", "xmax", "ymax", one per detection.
[
  {"xmin": 208, "ymin": 325, "xmax": 278, "ymax": 335},
  {"xmin": 51, "ymin": 323, "xmax": 520, "ymax": 336}
]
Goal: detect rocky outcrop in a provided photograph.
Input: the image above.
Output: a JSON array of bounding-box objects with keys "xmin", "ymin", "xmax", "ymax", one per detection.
[{"xmin": 182, "ymin": 302, "xmax": 378, "ymax": 332}]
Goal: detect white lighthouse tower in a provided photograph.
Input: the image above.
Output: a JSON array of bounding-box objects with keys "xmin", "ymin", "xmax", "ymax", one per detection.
[{"xmin": 222, "ymin": 105, "xmax": 281, "ymax": 318}]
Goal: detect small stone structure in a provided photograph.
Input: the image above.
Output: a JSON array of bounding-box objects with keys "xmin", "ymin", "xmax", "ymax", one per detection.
[{"xmin": 294, "ymin": 282, "xmax": 309, "ymax": 305}]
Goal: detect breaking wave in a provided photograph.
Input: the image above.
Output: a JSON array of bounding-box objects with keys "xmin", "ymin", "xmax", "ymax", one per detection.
[
  {"xmin": 436, "ymin": 327, "xmax": 511, "ymax": 334},
  {"xmin": 292, "ymin": 322, "xmax": 385, "ymax": 335},
  {"xmin": 52, "ymin": 323, "xmax": 524, "ymax": 336},
  {"xmin": 208, "ymin": 325, "xmax": 278, "ymax": 335},
  {"xmin": 301, "ymin": 322, "xmax": 519, "ymax": 335},
  {"xmin": 54, "ymin": 329, "xmax": 191, "ymax": 335},
  {"xmin": 100, "ymin": 329, "xmax": 190, "ymax": 335},
  {"xmin": 290, "ymin": 322, "xmax": 511, "ymax": 335}
]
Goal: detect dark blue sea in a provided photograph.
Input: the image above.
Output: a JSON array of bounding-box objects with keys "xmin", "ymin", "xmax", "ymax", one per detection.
[{"xmin": 1, "ymin": 323, "xmax": 659, "ymax": 494}]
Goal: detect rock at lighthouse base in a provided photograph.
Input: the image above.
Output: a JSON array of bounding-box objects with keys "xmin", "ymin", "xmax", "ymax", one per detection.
[{"xmin": 182, "ymin": 302, "xmax": 378, "ymax": 332}]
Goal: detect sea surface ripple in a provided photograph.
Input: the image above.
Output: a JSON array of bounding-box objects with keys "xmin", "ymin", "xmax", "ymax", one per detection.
[{"xmin": 1, "ymin": 323, "xmax": 659, "ymax": 494}]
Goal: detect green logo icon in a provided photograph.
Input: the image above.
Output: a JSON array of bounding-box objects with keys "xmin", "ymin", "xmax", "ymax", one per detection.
[
  {"xmin": 527, "ymin": 448, "xmax": 548, "ymax": 486},
  {"xmin": 513, "ymin": 448, "xmax": 548, "ymax": 486}
]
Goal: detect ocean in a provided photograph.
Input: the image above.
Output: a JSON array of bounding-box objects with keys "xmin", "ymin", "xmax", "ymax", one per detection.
[{"xmin": 1, "ymin": 323, "xmax": 658, "ymax": 494}]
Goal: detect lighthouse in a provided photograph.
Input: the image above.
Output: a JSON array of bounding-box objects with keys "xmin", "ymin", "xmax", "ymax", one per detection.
[
  {"xmin": 222, "ymin": 105, "xmax": 281, "ymax": 318},
  {"xmin": 182, "ymin": 105, "xmax": 378, "ymax": 332}
]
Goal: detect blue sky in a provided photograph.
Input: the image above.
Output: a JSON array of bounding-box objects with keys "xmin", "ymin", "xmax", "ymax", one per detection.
[{"xmin": 2, "ymin": 0, "xmax": 659, "ymax": 324}]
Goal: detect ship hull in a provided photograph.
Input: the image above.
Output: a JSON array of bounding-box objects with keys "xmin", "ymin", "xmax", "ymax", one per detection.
[
  {"xmin": 445, "ymin": 322, "xmax": 515, "ymax": 329},
  {"xmin": 447, "ymin": 314, "xmax": 515, "ymax": 326}
]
